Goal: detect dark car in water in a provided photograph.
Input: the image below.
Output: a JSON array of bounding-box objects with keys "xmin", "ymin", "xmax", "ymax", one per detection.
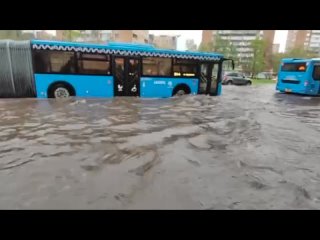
[{"xmin": 222, "ymin": 72, "xmax": 252, "ymax": 86}]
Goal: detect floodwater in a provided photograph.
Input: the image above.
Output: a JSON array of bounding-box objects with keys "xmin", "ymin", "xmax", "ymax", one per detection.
[{"xmin": 1, "ymin": 84, "xmax": 320, "ymax": 209}]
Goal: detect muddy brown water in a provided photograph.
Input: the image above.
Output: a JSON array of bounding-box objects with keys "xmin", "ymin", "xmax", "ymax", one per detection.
[{"xmin": 1, "ymin": 84, "xmax": 320, "ymax": 209}]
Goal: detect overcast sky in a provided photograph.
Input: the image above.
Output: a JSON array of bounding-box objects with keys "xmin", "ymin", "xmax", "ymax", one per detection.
[{"xmin": 46, "ymin": 30, "xmax": 288, "ymax": 52}]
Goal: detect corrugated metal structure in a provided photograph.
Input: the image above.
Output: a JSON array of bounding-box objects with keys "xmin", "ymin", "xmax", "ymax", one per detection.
[{"xmin": 0, "ymin": 40, "xmax": 35, "ymax": 97}]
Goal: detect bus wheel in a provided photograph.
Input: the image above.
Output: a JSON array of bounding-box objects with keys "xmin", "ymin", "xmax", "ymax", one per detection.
[
  {"xmin": 48, "ymin": 83, "xmax": 75, "ymax": 98},
  {"xmin": 176, "ymin": 89, "xmax": 186, "ymax": 95},
  {"xmin": 172, "ymin": 85, "xmax": 191, "ymax": 96}
]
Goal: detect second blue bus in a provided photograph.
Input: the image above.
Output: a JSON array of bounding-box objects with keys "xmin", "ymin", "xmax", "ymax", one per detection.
[{"xmin": 276, "ymin": 58, "xmax": 320, "ymax": 96}]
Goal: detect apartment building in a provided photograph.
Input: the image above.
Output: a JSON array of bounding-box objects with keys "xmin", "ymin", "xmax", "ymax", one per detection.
[
  {"xmin": 112, "ymin": 30, "xmax": 149, "ymax": 44},
  {"xmin": 57, "ymin": 30, "xmax": 148, "ymax": 44},
  {"xmin": 202, "ymin": 30, "xmax": 275, "ymax": 69},
  {"xmin": 285, "ymin": 30, "xmax": 309, "ymax": 51},
  {"xmin": 307, "ymin": 30, "xmax": 320, "ymax": 54},
  {"xmin": 149, "ymin": 34, "xmax": 178, "ymax": 49},
  {"xmin": 285, "ymin": 30, "xmax": 320, "ymax": 54},
  {"xmin": 185, "ymin": 39, "xmax": 197, "ymax": 51}
]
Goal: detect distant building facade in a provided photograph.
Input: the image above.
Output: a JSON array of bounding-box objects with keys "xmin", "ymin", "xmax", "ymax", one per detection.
[
  {"xmin": 285, "ymin": 30, "xmax": 309, "ymax": 51},
  {"xmin": 57, "ymin": 30, "xmax": 149, "ymax": 44},
  {"xmin": 202, "ymin": 30, "xmax": 275, "ymax": 70},
  {"xmin": 185, "ymin": 39, "xmax": 197, "ymax": 51},
  {"xmin": 149, "ymin": 34, "xmax": 178, "ymax": 49},
  {"xmin": 112, "ymin": 30, "xmax": 149, "ymax": 44},
  {"xmin": 35, "ymin": 30, "xmax": 55, "ymax": 40},
  {"xmin": 307, "ymin": 30, "xmax": 320, "ymax": 54},
  {"xmin": 285, "ymin": 30, "xmax": 320, "ymax": 55}
]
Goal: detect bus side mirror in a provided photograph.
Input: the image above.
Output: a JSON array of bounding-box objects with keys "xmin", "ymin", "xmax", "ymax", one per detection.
[{"xmin": 222, "ymin": 58, "xmax": 235, "ymax": 70}]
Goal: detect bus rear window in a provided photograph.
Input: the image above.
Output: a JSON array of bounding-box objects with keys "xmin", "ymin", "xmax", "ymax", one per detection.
[{"xmin": 281, "ymin": 62, "xmax": 307, "ymax": 72}]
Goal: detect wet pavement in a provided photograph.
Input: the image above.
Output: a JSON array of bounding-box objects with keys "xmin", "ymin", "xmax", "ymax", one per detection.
[{"xmin": 1, "ymin": 84, "xmax": 320, "ymax": 209}]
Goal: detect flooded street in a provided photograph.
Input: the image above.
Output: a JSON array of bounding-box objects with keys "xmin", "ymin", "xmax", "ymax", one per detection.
[{"xmin": 1, "ymin": 84, "xmax": 320, "ymax": 209}]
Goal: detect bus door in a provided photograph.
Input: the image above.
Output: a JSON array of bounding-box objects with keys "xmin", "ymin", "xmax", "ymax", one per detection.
[
  {"xmin": 312, "ymin": 62, "xmax": 320, "ymax": 94},
  {"xmin": 198, "ymin": 62, "xmax": 210, "ymax": 94},
  {"xmin": 113, "ymin": 56, "xmax": 141, "ymax": 96},
  {"xmin": 208, "ymin": 62, "xmax": 220, "ymax": 96},
  {"xmin": 198, "ymin": 62, "xmax": 220, "ymax": 96}
]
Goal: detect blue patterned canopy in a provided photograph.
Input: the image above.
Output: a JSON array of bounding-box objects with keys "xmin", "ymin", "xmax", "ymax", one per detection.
[{"xmin": 31, "ymin": 40, "xmax": 223, "ymax": 61}]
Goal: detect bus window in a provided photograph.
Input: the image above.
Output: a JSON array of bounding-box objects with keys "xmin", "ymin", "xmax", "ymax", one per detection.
[
  {"xmin": 281, "ymin": 62, "xmax": 307, "ymax": 72},
  {"xmin": 33, "ymin": 50, "xmax": 51, "ymax": 73},
  {"xmin": 50, "ymin": 51, "xmax": 76, "ymax": 73},
  {"xmin": 142, "ymin": 57, "xmax": 171, "ymax": 76},
  {"xmin": 129, "ymin": 59, "xmax": 139, "ymax": 75},
  {"xmin": 115, "ymin": 58, "xmax": 125, "ymax": 79},
  {"xmin": 173, "ymin": 59, "xmax": 197, "ymax": 77},
  {"xmin": 77, "ymin": 53, "xmax": 110, "ymax": 75},
  {"xmin": 313, "ymin": 65, "xmax": 320, "ymax": 80},
  {"xmin": 33, "ymin": 50, "xmax": 76, "ymax": 74}
]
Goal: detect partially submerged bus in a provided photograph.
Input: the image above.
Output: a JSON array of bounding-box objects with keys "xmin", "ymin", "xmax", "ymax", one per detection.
[
  {"xmin": 0, "ymin": 39, "xmax": 234, "ymax": 98},
  {"xmin": 276, "ymin": 58, "xmax": 320, "ymax": 96}
]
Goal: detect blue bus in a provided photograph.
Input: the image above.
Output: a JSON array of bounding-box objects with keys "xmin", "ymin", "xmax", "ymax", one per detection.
[
  {"xmin": 0, "ymin": 39, "xmax": 233, "ymax": 98},
  {"xmin": 276, "ymin": 58, "xmax": 320, "ymax": 96}
]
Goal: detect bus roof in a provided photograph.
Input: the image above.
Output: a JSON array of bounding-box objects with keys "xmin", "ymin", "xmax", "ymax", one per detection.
[
  {"xmin": 31, "ymin": 40, "xmax": 223, "ymax": 61},
  {"xmin": 282, "ymin": 58, "xmax": 320, "ymax": 63}
]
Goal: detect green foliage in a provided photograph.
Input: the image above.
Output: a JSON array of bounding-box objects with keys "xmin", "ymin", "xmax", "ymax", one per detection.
[
  {"xmin": 249, "ymin": 38, "xmax": 267, "ymax": 76},
  {"xmin": 198, "ymin": 35, "xmax": 238, "ymax": 65},
  {"xmin": 63, "ymin": 30, "xmax": 82, "ymax": 41},
  {"xmin": 251, "ymin": 79, "xmax": 275, "ymax": 85},
  {"xmin": 91, "ymin": 30, "xmax": 101, "ymax": 42},
  {"xmin": 199, "ymin": 35, "xmax": 320, "ymax": 76},
  {"xmin": 0, "ymin": 30, "xmax": 23, "ymax": 40},
  {"xmin": 20, "ymin": 32, "xmax": 35, "ymax": 40},
  {"xmin": 198, "ymin": 41, "xmax": 214, "ymax": 52},
  {"xmin": 213, "ymin": 35, "xmax": 238, "ymax": 60}
]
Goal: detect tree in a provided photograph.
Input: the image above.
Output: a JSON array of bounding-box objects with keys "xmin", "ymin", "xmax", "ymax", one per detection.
[
  {"xmin": 272, "ymin": 52, "xmax": 286, "ymax": 73},
  {"xmin": 198, "ymin": 35, "xmax": 238, "ymax": 71},
  {"xmin": 249, "ymin": 38, "xmax": 267, "ymax": 77},
  {"xmin": 198, "ymin": 35, "xmax": 238, "ymax": 61},
  {"xmin": 20, "ymin": 32, "xmax": 35, "ymax": 40},
  {"xmin": 62, "ymin": 30, "xmax": 82, "ymax": 41},
  {"xmin": 0, "ymin": 30, "xmax": 23, "ymax": 40},
  {"xmin": 198, "ymin": 41, "xmax": 214, "ymax": 52},
  {"xmin": 215, "ymin": 35, "xmax": 238, "ymax": 68},
  {"xmin": 91, "ymin": 30, "xmax": 101, "ymax": 42}
]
